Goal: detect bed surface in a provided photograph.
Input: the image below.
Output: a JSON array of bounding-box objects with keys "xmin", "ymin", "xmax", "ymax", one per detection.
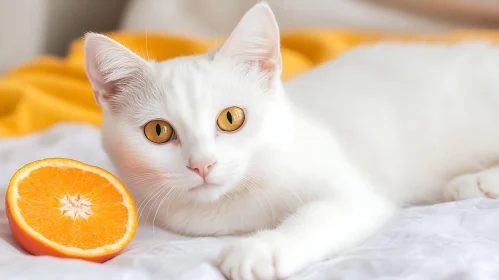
[{"xmin": 1, "ymin": 123, "xmax": 498, "ymax": 280}]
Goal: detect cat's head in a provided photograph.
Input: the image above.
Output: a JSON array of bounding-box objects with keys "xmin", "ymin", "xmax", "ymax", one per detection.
[{"xmin": 84, "ymin": 3, "xmax": 289, "ymax": 203}]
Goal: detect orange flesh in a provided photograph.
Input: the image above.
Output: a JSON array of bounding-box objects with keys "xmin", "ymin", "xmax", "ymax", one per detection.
[{"xmin": 15, "ymin": 165, "xmax": 130, "ymax": 250}]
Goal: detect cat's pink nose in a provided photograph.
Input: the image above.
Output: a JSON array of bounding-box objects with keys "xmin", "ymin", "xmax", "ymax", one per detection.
[{"xmin": 187, "ymin": 160, "xmax": 216, "ymax": 178}]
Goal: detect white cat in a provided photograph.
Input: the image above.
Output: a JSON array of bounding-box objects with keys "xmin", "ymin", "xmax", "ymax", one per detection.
[{"xmin": 83, "ymin": 2, "xmax": 499, "ymax": 280}]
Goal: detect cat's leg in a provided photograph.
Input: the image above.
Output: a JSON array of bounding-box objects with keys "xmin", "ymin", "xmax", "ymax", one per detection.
[
  {"xmin": 217, "ymin": 189, "xmax": 396, "ymax": 280},
  {"xmin": 443, "ymin": 166, "xmax": 499, "ymax": 201}
]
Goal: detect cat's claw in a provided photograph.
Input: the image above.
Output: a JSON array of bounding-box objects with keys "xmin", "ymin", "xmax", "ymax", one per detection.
[
  {"xmin": 444, "ymin": 169, "xmax": 499, "ymax": 201},
  {"xmin": 218, "ymin": 237, "xmax": 279, "ymax": 280}
]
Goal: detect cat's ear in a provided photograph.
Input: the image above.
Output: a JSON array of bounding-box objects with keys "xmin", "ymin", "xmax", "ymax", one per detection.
[
  {"xmin": 214, "ymin": 2, "xmax": 282, "ymax": 85},
  {"xmin": 84, "ymin": 32, "xmax": 151, "ymax": 111}
]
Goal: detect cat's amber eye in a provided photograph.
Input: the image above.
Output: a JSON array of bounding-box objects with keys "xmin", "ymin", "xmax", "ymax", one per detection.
[
  {"xmin": 144, "ymin": 120, "xmax": 174, "ymax": 143},
  {"xmin": 217, "ymin": 106, "xmax": 245, "ymax": 132}
]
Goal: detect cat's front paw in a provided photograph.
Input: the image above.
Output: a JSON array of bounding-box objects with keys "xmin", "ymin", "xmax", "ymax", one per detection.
[
  {"xmin": 444, "ymin": 170, "xmax": 499, "ymax": 201},
  {"xmin": 217, "ymin": 237, "xmax": 279, "ymax": 280}
]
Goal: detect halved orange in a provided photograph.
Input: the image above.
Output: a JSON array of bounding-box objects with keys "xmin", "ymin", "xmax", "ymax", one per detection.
[{"xmin": 5, "ymin": 158, "xmax": 138, "ymax": 263}]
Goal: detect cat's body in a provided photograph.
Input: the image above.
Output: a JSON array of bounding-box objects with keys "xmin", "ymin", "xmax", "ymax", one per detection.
[
  {"xmin": 285, "ymin": 41, "xmax": 499, "ymax": 206},
  {"xmin": 84, "ymin": 3, "xmax": 499, "ymax": 280}
]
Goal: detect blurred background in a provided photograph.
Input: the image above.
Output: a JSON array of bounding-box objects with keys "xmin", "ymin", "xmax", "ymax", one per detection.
[{"xmin": 1, "ymin": 0, "xmax": 499, "ymax": 74}]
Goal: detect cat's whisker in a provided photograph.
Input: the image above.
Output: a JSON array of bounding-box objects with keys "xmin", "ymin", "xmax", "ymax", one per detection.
[
  {"xmin": 129, "ymin": 172, "xmax": 184, "ymax": 179},
  {"xmin": 139, "ymin": 175, "xmax": 195, "ymax": 229},
  {"xmin": 242, "ymin": 175, "xmax": 276, "ymax": 225},
  {"xmin": 145, "ymin": 178, "xmax": 187, "ymax": 220},
  {"xmin": 153, "ymin": 186, "xmax": 182, "ymax": 235},
  {"xmin": 126, "ymin": 176, "xmax": 160, "ymax": 186},
  {"xmin": 132, "ymin": 171, "xmax": 202, "ymax": 225},
  {"xmin": 139, "ymin": 182, "xmax": 170, "ymax": 222},
  {"xmin": 192, "ymin": 190, "xmax": 200, "ymax": 210},
  {"xmin": 251, "ymin": 173, "xmax": 294, "ymax": 210},
  {"xmin": 135, "ymin": 180, "xmax": 164, "ymax": 213},
  {"xmin": 126, "ymin": 174, "xmax": 157, "ymax": 182},
  {"xmin": 240, "ymin": 177, "xmax": 265, "ymax": 216},
  {"xmin": 253, "ymin": 178, "xmax": 293, "ymax": 212},
  {"xmin": 149, "ymin": 186, "xmax": 176, "ymax": 232},
  {"xmin": 247, "ymin": 170, "xmax": 306, "ymax": 206},
  {"xmin": 126, "ymin": 175, "xmax": 168, "ymax": 212},
  {"xmin": 172, "ymin": 188, "xmax": 184, "ymax": 213},
  {"xmin": 126, "ymin": 171, "xmax": 162, "ymax": 177},
  {"xmin": 133, "ymin": 178, "xmax": 163, "ymax": 197}
]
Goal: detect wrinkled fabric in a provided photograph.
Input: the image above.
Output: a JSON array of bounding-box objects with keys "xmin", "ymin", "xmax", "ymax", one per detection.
[
  {"xmin": 2, "ymin": 30, "xmax": 499, "ymax": 136},
  {"xmin": 1, "ymin": 123, "xmax": 499, "ymax": 280}
]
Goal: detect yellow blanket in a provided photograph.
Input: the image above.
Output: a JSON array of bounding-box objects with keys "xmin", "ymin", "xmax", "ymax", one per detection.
[{"xmin": 1, "ymin": 30, "xmax": 499, "ymax": 137}]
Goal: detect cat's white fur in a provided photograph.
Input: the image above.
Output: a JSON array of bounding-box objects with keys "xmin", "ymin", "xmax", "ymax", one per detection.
[{"xmin": 84, "ymin": 2, "xmax": 499, "ymax": 280}]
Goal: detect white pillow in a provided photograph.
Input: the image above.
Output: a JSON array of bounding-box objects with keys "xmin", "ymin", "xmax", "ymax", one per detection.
[{"xmin": 118, "ymin": 0, "xmax": 467, "ymax": 39}]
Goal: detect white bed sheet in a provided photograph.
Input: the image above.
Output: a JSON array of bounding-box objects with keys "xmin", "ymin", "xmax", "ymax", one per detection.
[{"xmin": 1, "ymin": 123, "xmax": 499, "ymax": 280}]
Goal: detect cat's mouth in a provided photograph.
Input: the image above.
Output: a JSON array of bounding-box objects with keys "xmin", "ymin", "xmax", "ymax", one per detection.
[{"xmin": 188, "ymin": 183, "xmax": 221, "ymax": 192}]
